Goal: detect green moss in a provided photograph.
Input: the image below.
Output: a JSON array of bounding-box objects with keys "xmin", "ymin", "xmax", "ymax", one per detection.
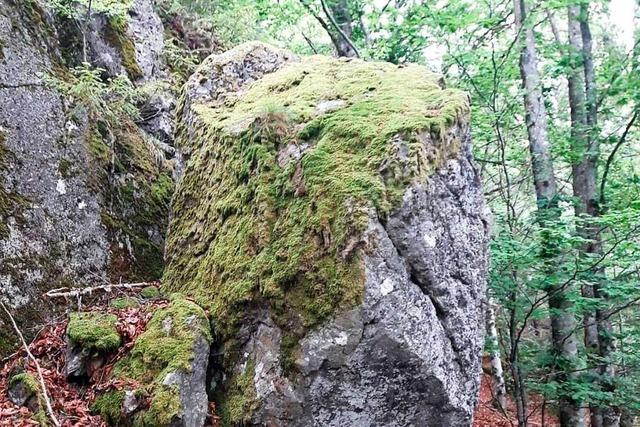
[
  {"xmin": 67, "ymin": 312, "xmax": 122, "ymax": 352},
  {"xmin": 137, "ymin": 385, "xmax": 181, "ymax": 426},
  {"xmin": 91, "ymin": 390, "xmax": 125, "ymax": 425},
  {"xmin": 164, "ymin": 54, "xmax": 469, "ymax": 355},
  {"xmin": 140, "ymin": 286, "xmax": 160, "ymax": 299},
  {"xmin": 9, "ymin": 372, "xmax": 39, "ymax": 395},
  {"xmin": 9, "ymin": 372, "xmax": 49, "ymax": 425},
  {"xmin": 104, "ymin": 15, "xmax": 144, "ymax": 81},
  {"xmin": 95, "ymin": 298, "xmax": 211, "ymax": 426},
  {"xmin": 57, "ymin": 158, "xmax": 74, "ymax": 178},
  {"xmin": 219, "ymin": 359, "xmax": 258, "ymax": 425},
  {"xmin": 110, "ymin": 297, "xmax": 140, "ymax": 309},
  {"xmin": 86, "ymin": 119, "xmax": 173, "ymax": 281}
]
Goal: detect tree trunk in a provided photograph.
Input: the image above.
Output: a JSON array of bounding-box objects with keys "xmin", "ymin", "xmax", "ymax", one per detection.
[
  {"xmin": 487, "ymin": 300, "xmax": 508, "ymax": 412},
  {"xmin": 509, "ymin": 291, "xmax": 528, "ymax": 427},
  {"xmin": 567, "ymin": 4, "xmax": 618, "ymax": 426},
  {"xmin": 328, "ymin": 0, "xmax": 358, "ymax": 57},
  {"xmin": 513, "ymin": 1, "xmax": 584, "ymax": 426}
]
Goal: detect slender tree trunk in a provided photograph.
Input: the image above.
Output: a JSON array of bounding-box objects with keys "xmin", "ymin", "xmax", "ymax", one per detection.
[
  {"xmin": 327, "ymin": 0, "xmax": 358, "ymax": 57},
  {"xmin": 567, "ymin": 4, "xmax": 618, "ymax": 426},
  {"xmin": 513, "ymin": 1, "xmax": 584, "ymax": 426},
  {"xmin": 509, "ymin": 292, "xmax": 528, "ymax": 427},
  {"xmin": 487, "ymin": 300, "xmax": 508, "ymax": 411}
]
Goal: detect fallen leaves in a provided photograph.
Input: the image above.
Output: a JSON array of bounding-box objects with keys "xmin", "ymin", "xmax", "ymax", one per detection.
[{"xmin": 0, "ymin": 294, "xmax": 166, "ymax": 426}]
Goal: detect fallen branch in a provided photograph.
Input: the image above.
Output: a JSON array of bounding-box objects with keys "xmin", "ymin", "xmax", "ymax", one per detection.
[
  {"xmin": 0, "ymin": 301, "xmax": 61, "ymax": 427},
  {"xmin": 44, "ymin": 281, "xmax": 156, "ymax": 299}
]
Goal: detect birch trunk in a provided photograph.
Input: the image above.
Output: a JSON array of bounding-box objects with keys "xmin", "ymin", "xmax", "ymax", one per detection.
[{"xmin": 486, "ymin": 300, "xmax": 508, "ymax": 411}]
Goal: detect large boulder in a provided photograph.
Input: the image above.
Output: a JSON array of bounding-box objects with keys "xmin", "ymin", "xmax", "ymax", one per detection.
[
  {"xmin": 166, "ymin": 42, "xmax": 491, "ymax": 426},
  {"xmin": 0, "ymin": 0, "xmax": 173, "ymax": 354}
]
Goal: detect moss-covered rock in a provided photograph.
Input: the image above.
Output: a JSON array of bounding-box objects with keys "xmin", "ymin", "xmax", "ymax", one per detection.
[
  {"xmin": 67, "ymin": 312, "xmax": 122, "ymax": 352},
  {"xmin": 110, "ymin": 296, "xmax": 140, "ymax": 309},
  {"xmin": 165, "ymin": 45, "xmax": 468, "ymax": 344},
  {"xmin": 140, "ymin": 285, "xmax": 160, "ymax": 299},
  {"xmin": 93, "ymin": 297, "xmax": 211, "ymax": 426}
]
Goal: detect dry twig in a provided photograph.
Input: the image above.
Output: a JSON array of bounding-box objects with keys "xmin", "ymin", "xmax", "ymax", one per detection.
[{"xmin": 0, "ymin": 300, "xmax": 61, "ymax": 427}]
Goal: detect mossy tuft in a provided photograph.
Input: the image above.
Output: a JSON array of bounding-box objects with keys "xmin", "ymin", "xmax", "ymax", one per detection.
[
  {"xmin": 140, "ymin": 285, "xmax": 160, "ymax": 299},
  {"xmin": 9, "ymin": 372, "xmax": 39, "ymax": 395},
  {"xmin": 94, "ymin": 297, "xmax": 211, "ymax": 425},
  {"xmin": 104, "ymin": 14, "xmax": 143, "ymax": 81},
  {"xmin": 218, "ymin": 359, "xmax": 258, "ymax": 425},
  {"xmin": 110, "ymin": 297, "xmax": 140, "ymax": 309},
  {"xmin": 164, "ymin": 54, "xmax": 469, "ymax": 355},
  {"xmin": 91, "ymin": 390, "xmax": 125, "ymax": 425},
  {"xmin": 67, "ymin": 312, "xmax": 122, "ymax": 352}
]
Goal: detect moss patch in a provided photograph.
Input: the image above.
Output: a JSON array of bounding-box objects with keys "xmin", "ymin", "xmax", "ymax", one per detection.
[
  {"xmin": 218, "ymin": 359, "xmax": 258, "ymax": 425},
  {"xmin": 91, "ymin": 390, "xmax": 125, "ymax": 425},
  {"xmin": 104, "ymin": 14, "xmax": 143, "ymax": 81},
  {"xmin": 67, "ymin": 312, "xmax": 122, "ymax": 352},
  {"xmin": 140, "ymin": 285, "xmax": 160, "ymax": 299},
  {"xmin": 9, "ymin": 372, "xmax": 39, "ymax": 395},
  {"xmin": 110, "ymin": 297, "xmax": 140, "ymax": 309},
  {"xmin": 164, "ymin": 54, "xmax": 469, "ymax": 351},
  {"xmin": 87, "ymin": 119, "xmax": 173, "ymax": 281},
  {"xmin": 95, "ymin": 297, "xmax": 211, "ymax": 425}
]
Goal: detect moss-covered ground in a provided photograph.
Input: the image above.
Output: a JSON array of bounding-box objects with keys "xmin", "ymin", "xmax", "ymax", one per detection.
[{"xmin": 165, "ymin": 55, "xmax": 468, "ymax": 342}]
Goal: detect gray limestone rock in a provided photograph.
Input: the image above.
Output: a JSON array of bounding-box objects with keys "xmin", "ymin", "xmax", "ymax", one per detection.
[{"xmin": 174, "ymin": 43, "xmax": 491, "ymax": 426}]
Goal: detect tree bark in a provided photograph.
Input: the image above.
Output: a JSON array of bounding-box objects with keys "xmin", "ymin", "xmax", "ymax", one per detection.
[
  {"xmin": 513, "ymin": 1, "xmax": 584, "ymax": 426},
  {"xmin": 325, "ymin": 0, "xmax": 358, "ymax": 57},
  {"xmin": 301, "ymin": 0, "xmax": 359, "ymax": 58},
  {"xmin": 567, "ymin": 4, "xmax": 618, "ymax": 426}
]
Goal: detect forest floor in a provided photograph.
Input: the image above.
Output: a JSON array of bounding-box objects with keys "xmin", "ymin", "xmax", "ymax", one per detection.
[
  {"xmin": 474, "ymin": 373, "xmax": 559, "ymax": 427},
  {"xmin": 0, "ymin": 289, "xmax": 223, "ymax": 426},
  {"xmin": 1, "ymin": 289, "xmax": 556, "ymax": 427}
]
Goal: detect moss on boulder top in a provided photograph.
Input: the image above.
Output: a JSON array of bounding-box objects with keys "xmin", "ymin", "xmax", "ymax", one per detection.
[
  {"xmin": 164, "ymin": 46, "xmax": 469, "ymax": 343},
  {"xmin": 67, "ymin": 312, "xmax": 122, "ymax": 352}
]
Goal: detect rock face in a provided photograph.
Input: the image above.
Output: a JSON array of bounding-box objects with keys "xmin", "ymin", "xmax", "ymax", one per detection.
[
  {"xmin": 167, "ymin": 42, "xmax": 491, "ymax": 426},
  {"xmin": 0, "ymin": 0, "xmax": 173, "ymax": 353}
]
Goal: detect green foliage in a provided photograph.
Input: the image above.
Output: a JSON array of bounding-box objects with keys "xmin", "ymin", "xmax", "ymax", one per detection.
[
  {"xmin": 46, "ymin": 63, "xmax": 141, "ymax": 122},
  {"xmin": 46, "ymin": 0, "xmax": 133, "ymax": 20},
  {"xmin": 67, "ymin": 312, "xmax": 122, "ymax": 352}
]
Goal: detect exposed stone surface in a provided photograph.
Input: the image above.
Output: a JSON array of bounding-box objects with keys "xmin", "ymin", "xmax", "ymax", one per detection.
[
  {"xmin": 0, "ymin": 0, "xmax": 109, "ymax": 318},
  {"xmin": 169, "ymin": 42, "xmax": 490, "ymax": 426},
  {"xmin": 76, "ymin": 0, "xmax": 164, "ymax": 81},
  {"xmin": 0, "ymin": 0, "xmax": 173, "ymax": 354}
]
